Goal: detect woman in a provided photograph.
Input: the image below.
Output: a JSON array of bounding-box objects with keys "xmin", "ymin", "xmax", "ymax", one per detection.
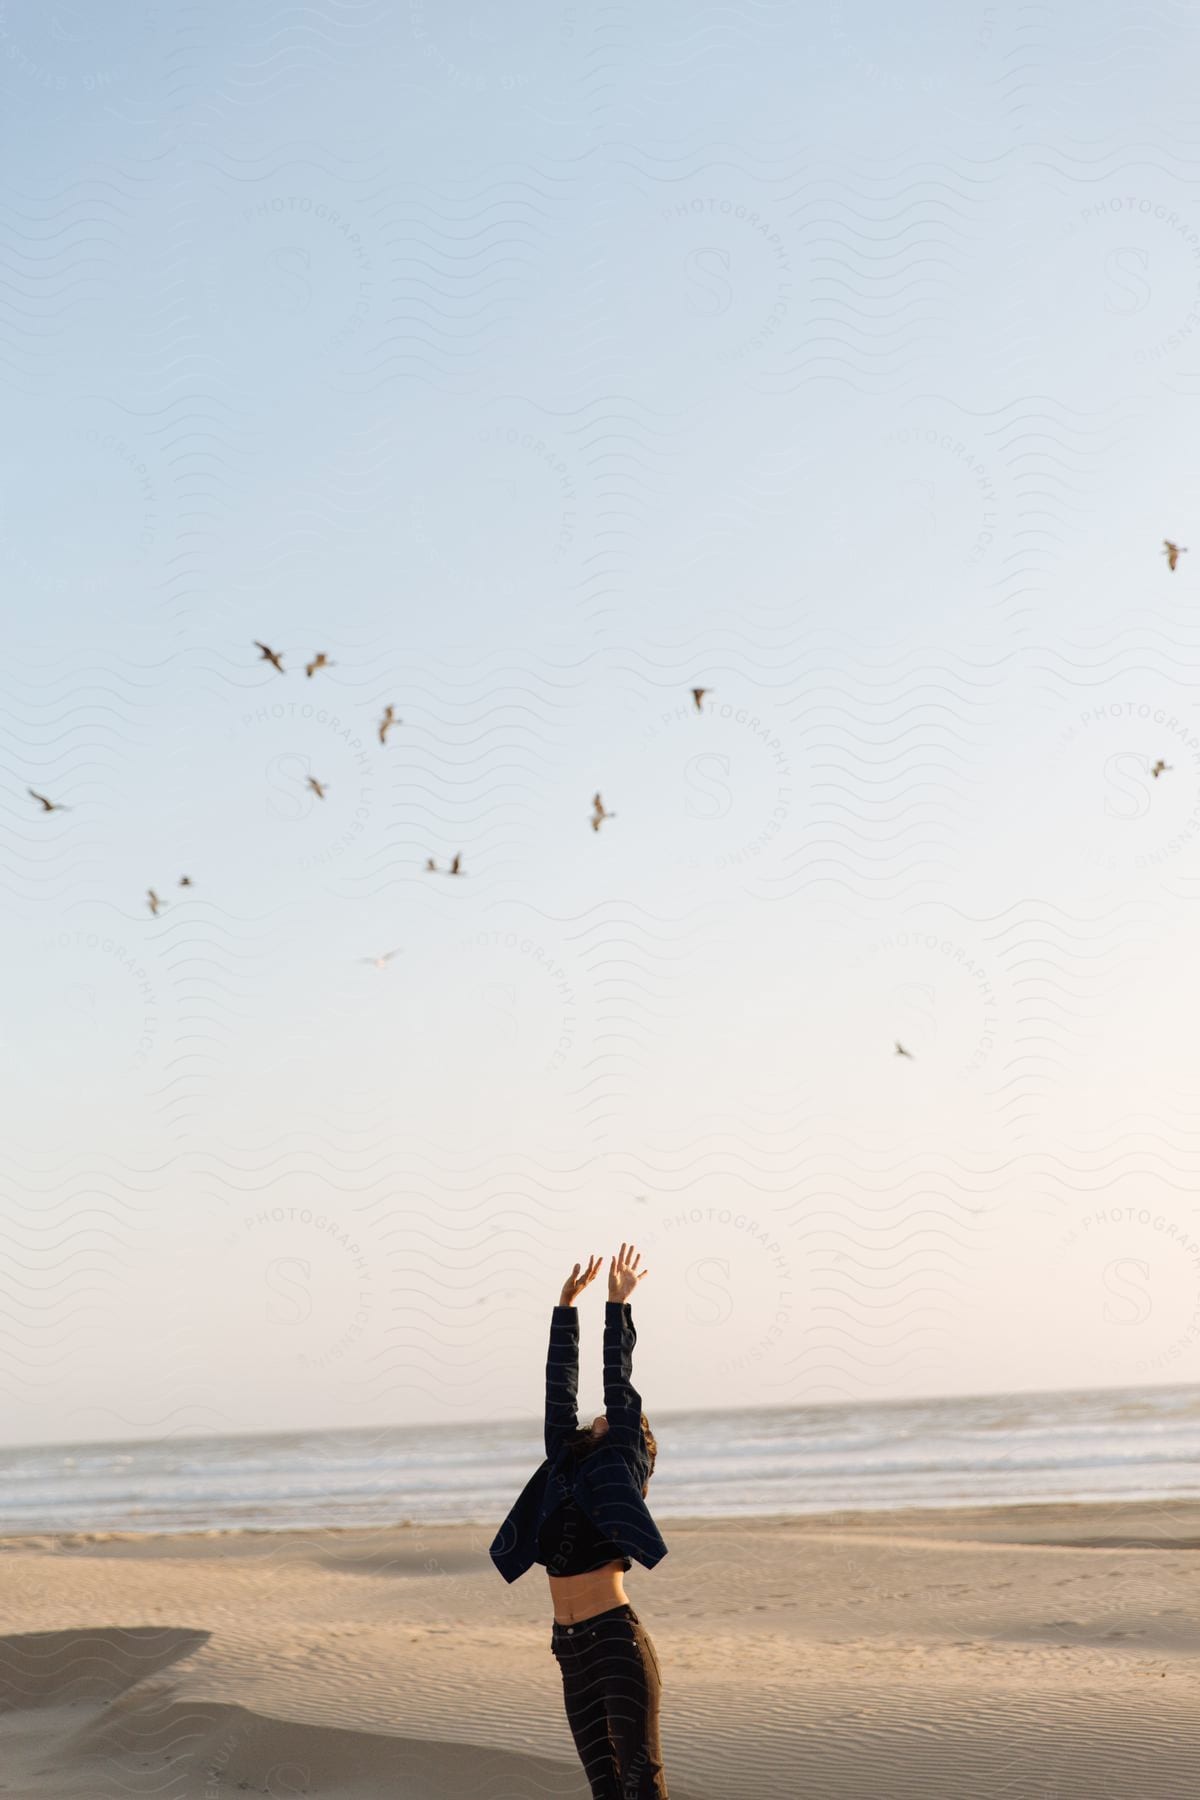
[{"xmin": 489, "ymin": 1242, "xmax": 670, "ymax": 1799}]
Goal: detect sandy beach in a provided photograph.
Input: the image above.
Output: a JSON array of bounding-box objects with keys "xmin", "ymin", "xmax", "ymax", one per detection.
[{"xmin": 0, "ymin": 1500, "xmax": 1195, "ymax": 1798}]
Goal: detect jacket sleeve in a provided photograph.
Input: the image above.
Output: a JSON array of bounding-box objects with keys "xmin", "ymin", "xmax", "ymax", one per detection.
[
  {"xmin": 545, "ymin": 1304, "xmax": 580, "ymax": 1458},
  {"xmin": 602, "ymin": 1301, "xmax": 645, "ymax": 1451}
]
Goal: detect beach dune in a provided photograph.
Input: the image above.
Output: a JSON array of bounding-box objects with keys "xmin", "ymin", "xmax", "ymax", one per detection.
[{"xmin": 0, "ymin": 1502, "xmax": 1196, "ymax": 1798}]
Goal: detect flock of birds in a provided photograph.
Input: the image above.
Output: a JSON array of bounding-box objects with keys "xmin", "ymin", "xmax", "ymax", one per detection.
[
  {"xmin": 25, "ymin": 641, "xmax": 404, "ymax": 917},
  {"xmin": 22, "ymin": 650, "xmax": 712, "ymax": 939},
  {"xmin": 21, "ymin": 566, "xmax": 1181, "ymax": 1043}
]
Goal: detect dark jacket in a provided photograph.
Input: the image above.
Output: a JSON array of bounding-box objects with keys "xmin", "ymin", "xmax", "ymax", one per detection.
[{"xmin": 489, "ymin": 1301, "xmax": 668, "ymax": 1584}]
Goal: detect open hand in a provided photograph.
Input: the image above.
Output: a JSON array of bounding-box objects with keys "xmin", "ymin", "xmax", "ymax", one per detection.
[
  {"xmin": 560, "ymin": 1255, "xmax": 603, "ymax": 1307},
  {"xmin": 608, "ymin": 1242, "xmax": 648, "ymax": 1303}
]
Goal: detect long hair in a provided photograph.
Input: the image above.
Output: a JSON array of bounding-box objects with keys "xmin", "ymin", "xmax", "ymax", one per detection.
[{"xmin": 569, "ymin": 1413, "xmax": 657, "ymax": 1498}]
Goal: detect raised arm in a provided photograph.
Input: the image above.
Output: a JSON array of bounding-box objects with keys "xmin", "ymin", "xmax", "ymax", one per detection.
[
  {"xmin": 546, "ymin": 1255, "xmax": 601, "ymax": 1458},
  {"xmin": 603, "ymin": 1242, "xmax": 649, "ymax": 1450}
]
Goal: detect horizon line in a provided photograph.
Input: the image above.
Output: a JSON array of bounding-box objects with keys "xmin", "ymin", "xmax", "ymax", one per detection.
[{"xmin": 1, "ymin": 1374, "xmax": 1195, "ymax": 1459}]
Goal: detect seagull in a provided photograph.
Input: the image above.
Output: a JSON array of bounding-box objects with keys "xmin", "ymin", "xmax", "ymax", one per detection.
[
  {"xmin": 360, "ymin": 948, "xmax": 403, "ymax": 969},
  {"xmin": 305, "ymin": 652, "xmax": 334, "ymax": 679},
  {"xmin": 254, "ymin": 641, "xmax": 285, "ymax": 673},
  {"xmin": 147, "ymin": 889, "xmax": 164, "ymax": 916},
  {"xmin": 178, "ymin": 875, "xmax": 192, "ymax": 887},
  {"xmin": 1151, "ymin": 760, "xmax": 1172, "ymax": 779},
  {"xmin": 379, "ymin": 705, "xmax": 400, "ymax": 745},
  {"xmin": 692, "ymin": 688, "xmax": 709, "ymax": 711},
  {"xmin": 1163, "ymin": 541, "xmax": 1187, "ymax": 572},
  {"xmin": 28, "ymin": 788, "xmax": 68, "ymax": 813},
  {"xmin": 591, "ymin": 792, "xmax": 616, "ymax": 832},
  {"xmin": 307, "ymin": 776, "xmax": 327, "ymax": 800},
  {"xmin": 895, "ymin": 1041, "xmax": 913, "ymax": 1059}
]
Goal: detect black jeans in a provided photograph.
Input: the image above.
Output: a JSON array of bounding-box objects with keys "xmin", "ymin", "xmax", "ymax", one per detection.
[{"xmin": 550, "ymin": 1602, "xmax": 669, "ymax": 1799}]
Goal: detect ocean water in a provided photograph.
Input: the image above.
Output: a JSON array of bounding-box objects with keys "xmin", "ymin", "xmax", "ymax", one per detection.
[{"xmin": 1, "ymin": 1383, "xmax": 1197, "ymax": 1537}]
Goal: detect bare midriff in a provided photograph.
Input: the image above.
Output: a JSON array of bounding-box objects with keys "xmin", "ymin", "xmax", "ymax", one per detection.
[{"xmin": 548, "ymin": 1560, "xmax": 629, "ymax": 1625}]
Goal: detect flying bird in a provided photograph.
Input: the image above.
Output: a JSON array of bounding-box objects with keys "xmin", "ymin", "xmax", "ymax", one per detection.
[
  {"xmin": 895, "ymin": 1041, "xmax": 913, "ymax": 1059},
  {"xmin": 1151, "ymin": 760, "xmax": 1172, "ymax": 779},
  {"xmin": 254, "ymin": 641, "xmax": 285, "ymax": 673},
  {"xmin": 147, "ymin": 889, "xmax": 164, "ymax": 916},
  {"xmin": 28, "ymin": 788, "xmax": 67, "ymax": 813},
  {"xmin": 307, "ymin": 776, "xmax": 327, "ymax": 800},
  {"xmin": 591, "ymin": 792, "xmax": 616, "ymax": 832},
  {"xmin": 692, "ymin": 688, "xmax": 709, "ymax": 711},
  {"xmin": 305, "ymin": 652, "xmax": 333, "ymax": 679},
  {"xmin": 1163, "ymin": 540, "xmax": 1187, "ymax": 572},
  {"xmin": 379, "ymin": 705, "xmax": 400, "ymax": 745},
  {"xmin": 360, "ymin": 948, "xmax": 403, "ymax": 969}
]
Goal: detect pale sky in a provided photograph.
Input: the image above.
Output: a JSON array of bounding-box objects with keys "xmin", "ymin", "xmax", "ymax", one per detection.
[{"xmin": 2, "ymin": 2, "xmax": 1200, "ymax": 1448}]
